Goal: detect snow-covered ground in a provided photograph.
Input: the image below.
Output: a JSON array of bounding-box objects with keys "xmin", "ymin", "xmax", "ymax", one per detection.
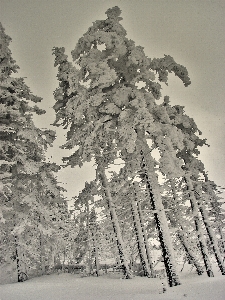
[{"xmin": 0, "ymin": 269, "xmax": 224, "ymax": 300}]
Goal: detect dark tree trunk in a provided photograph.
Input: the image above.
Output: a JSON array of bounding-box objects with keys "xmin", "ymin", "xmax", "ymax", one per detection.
[
  {"xmin": 130, "ymin": 195, "xmax": 152, "ymax": 277},
  {"xmin": 86, "ymin": 198, "xmax": 92, "ymax": 276},
  {"xmin": 185, "ymin": 175, "xmax": 214, "ymax": 277},
  {"xmin": 39, "ymin": 215, "xmax": 46, "ymax": 276},
  {"xmin": 14, "ymin": 235, "xmax": 22, "ymax": 282},
  {"xmin": 90, "ymin": 209, "xmax": 100, "ymax": 276},
  {"xmin": 144, "ymin": 174, "xmax": 181, "ymax": 286},
  {"xmin": 137, "ymin": 134, "xmax": 180, "ymax": 287},
  {"xmin": 177, "ymin": 231, "xmax": 204, "ymax": 275},
  {"xmin": 195, "ymin": 192, "xmax": 225, "ymax": 275},
  {"xmin": 134, "ymin": 183, "xmax": 155, "ymax": 277},
  {"xmin": 219, "ymin": 227, "xmax": 225, "ymax": 261},
  {"xmin": 92, "ymin": 229, "xmax": 100, "ymax": 276},
  {"xmin": 169, "ymin": 179, "xmax": 204, "ymax": 275}
]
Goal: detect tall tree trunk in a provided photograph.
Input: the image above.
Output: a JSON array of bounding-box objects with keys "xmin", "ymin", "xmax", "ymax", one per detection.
[
  {"xmin": 195, "ymin": 187, "xmax": 225, "ymax": 275},
  {"xmin": 98, "ymin": 164, "xmax": 133, "ymax": 279},
  {"xmin": 137, "ymin": 133, "xmax": 180, "ymax": 287},
  {"xmin": 169, "ymin": 179, "xmax": 204, "ymax": 275},
  {"xmin": 219, "ymin": 227, "xmax": 225, "ymax": 260},
  {"xmin": 92, "ymin": 229, "xmax": 100, "ymax": 276},
  {"xmin": 11, "ymin": 172, "xmax": 23, "ymax": 282},
  {"xmin": 90, "ymin": 209, "xmax": 100, "ymax": 276},
  {"xmin": 39, "ymin": 215, "xmax": 46, "ymax": 276},
  {"xmin": 184, "ymin": 175, "xmax": 214, "ymax": 277},
  {"xmin": 134, "ymin": 183, "xmax": 155, "ymax": 277},
  {"xmin": 143, "ymin": 172, "xmax": 181, "ymax": 286},
  {"xmin": 218, "ymin": 226, "xmax": 225, "ymax": 258},
  {"xmin": 130, "ymin": 193, "xmax": 152, "ymax": 277},
  {"xmin": 177, "ymin": 231, "xmax": 204, "ymax": 275},
  {"xmin": 85, "ymin": 198, "xmax": 92, "ymax": 275},
  {"xmin": 166, "ymin": 207, "xmax": 204, "ymax": 275},
  {"xmin": 14, "ymin": 235, "xmax": 21, "ymax": 282},
  {"xmin": 61, "ymin": 248, "xmax": 66, "ymax": 273}
]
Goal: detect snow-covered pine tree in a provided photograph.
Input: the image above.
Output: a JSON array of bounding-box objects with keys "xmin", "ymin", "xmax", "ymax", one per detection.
[
  {"xmin": 52, "ymin": 6, "xmax": 193, "ymax": 286},
  {"xmin": 164, "ymin": 105, "xmax": 213, "ymax": 275},
  {"xmin": 165, "ymin": 102, "xmax": 225, "ymax": 276},
  {"xmin": 0, "ymin": 22, "xmax": 67, "ymax": 282}
]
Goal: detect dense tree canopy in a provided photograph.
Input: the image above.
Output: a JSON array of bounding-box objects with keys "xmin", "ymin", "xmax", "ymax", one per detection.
[
  {"xmin": 51, "ymin": 6, "xmax": 224, "ymax": 286},
  {"xmin": 1, "ymin": 6, "xmax": 224, "ymax": 287}
]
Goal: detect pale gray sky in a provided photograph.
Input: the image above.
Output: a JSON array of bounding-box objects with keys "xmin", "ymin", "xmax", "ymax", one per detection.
[{"xmin": 1, "ymin": 0, "xmax": 225, "ymax": 199}]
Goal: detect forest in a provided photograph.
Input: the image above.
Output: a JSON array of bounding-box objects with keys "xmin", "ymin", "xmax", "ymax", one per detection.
[{"xmin": 0, "ymin": 6, "xmax": 224, "ymax": 289}]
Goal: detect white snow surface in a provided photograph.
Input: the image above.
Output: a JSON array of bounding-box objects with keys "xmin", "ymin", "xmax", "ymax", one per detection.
[{"xmin": 0, "ymin": 271, "xmax": 224, "ymax": 300}]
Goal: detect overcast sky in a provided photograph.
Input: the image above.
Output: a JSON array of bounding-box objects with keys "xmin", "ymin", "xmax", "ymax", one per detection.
[{"xmin": 1, "ymin": 0, "xmax": 225, "ymax": 199}]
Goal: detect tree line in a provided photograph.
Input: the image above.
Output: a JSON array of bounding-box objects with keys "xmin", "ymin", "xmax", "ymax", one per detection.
[{"xmin": 0, "ymin": 6, "xmax": 224, "ymax": 287}]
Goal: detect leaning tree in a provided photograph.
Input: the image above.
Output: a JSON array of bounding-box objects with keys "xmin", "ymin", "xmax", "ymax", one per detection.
[{"xmin": 52, "ymin": 6, "xmax": 223, "ymax": 286}]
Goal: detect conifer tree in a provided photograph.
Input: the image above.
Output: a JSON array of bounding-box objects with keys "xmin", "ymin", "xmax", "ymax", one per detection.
[
  {"xmin": 52, "ymin": 6, "xmax": 195, "ymax": 286},
  {"xmin": 164, "ymin": 102, "xmax": 225, "ymax": 275},
  {"xmin": 0, "ymin": 22, "xmax": 67, "ymax": 282}
]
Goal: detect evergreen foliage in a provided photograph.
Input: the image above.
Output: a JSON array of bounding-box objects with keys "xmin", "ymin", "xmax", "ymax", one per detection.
[
  {"xmin": 0, "ymin": 22, "xmax": 68, "ymax": 282},
  {"xmin": 1, "ymin": 6, "xmax": 224, "ymax": 287},
  {"xmin": 52, "ymin": 6, "xmax": 224, "ymax": 286}
]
